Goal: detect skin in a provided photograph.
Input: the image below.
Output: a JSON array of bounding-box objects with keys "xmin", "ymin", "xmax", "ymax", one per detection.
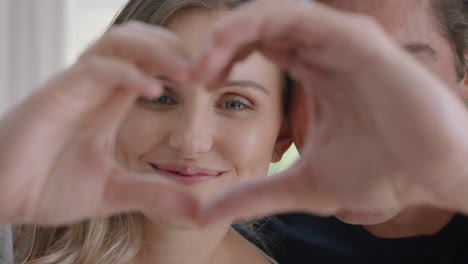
[
  {"xmin": 116, "ymin": 9, "xmax": 290, "ymax": 264},
  {"xmin": 290, "ymin": 0, "xmax": 466, "ymax": 237}
]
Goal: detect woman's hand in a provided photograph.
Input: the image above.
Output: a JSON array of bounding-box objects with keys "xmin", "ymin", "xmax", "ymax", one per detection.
[
  {"xmin": 195, "ymin": 0, "xmax": 468, "ymax": 223},
  {"xmin": 0, "ymin": 22, "xmax": 199, "ymax": 226}
]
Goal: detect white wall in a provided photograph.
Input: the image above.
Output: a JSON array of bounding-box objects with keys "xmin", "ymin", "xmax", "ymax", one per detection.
[
  {"xmin": 0, "ymin": 0, "xmax": 130, "ymax": 116},
  {"xmin": 0, "ymin": 0, "xmax": 66, "ymax": 115},
  {"xmin": 65, "ymin": 0, "xmax": 128, "ymax": 64}
]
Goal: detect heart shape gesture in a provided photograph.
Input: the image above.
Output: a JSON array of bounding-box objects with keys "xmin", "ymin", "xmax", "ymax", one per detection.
[
  {"xmin": 0, "ymin": 22, "xmax": 199, "ymax": 226},
  {"xmin": 194, "ymin": 0, "xmax": 468, "ymax": 224},
  {"xmin": 1, "ymin": 0, "xmax": 468, "ymax": 229}
]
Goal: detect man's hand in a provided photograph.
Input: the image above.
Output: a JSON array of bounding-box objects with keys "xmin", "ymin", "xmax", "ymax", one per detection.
[{"xmin": 195, "ymin": 0, "xmax": 468, "ymax": 224}]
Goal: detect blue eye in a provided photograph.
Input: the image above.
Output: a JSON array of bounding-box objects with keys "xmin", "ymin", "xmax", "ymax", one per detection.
[
  {"xmin": 223, "ymin": 101, "xmax": 246, "ymax": 110},
  {"xmin": 151, "ymin": 95, "xmax": 176, "ymax": 105}
]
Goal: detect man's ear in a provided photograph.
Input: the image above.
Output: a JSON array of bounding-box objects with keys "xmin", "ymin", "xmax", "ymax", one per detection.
[{"xmin": 271, "ymin": 119, "xmax": 293, "ymax": 163}]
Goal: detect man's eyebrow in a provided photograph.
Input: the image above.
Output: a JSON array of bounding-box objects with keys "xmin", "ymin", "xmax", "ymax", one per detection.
[
  {"xmin": 403, "ymin": 42, "xmax": 438, "ymax": 60},
  {"xmin": 156, "ymin": 76, "xmax": 269, "ymax": 95},
  {"xmin": 223, "ymin": 80, "xmax": 270, "ymax": 95}
]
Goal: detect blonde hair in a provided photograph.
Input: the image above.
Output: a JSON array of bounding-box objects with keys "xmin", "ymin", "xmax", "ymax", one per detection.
[
  {"xmin": 19, "ymin": 1, "xmax": 250, "ymax": 263},
  {"xmin": 22, "ymin": 215, "xmax": 143, "ymax": 264}
]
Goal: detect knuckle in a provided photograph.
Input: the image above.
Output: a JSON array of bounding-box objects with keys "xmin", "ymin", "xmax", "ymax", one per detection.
[
  {"xmin": 105, "ymin": 25, "xmax": 127, "ymax": 42},
  {"xmin": 78, "ymin": 56, "xmax": 102, "ymax": 73},
  {"xmin": 74, "ymin": 56, "xmax": 107, "ymax": 84},
  {"xmin": 212, "ymin": 24, "xmax": 232, "ymax": 47},
  {"xmin": 122, "ymin": 20, "xmax": 147, "ymax": 31}
]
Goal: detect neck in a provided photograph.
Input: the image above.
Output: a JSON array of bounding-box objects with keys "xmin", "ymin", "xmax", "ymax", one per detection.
[
  {"xmin": 133, "ymin": 217, "xmax": 234, "ymax": 264},
  {"xmin": 364, "ymin": 207, "xmax": 456, "ymax": 238}
]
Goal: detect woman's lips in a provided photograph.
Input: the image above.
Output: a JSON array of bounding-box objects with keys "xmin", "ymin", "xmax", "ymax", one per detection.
[{"xmin": 149, "ymin": 163, "xmax": 223, "ymax": 185}]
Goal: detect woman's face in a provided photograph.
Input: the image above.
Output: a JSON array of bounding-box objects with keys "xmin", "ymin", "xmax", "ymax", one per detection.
[{"xmin": 116, "ymin": 9, "xmax": 287, "ymax": 204}]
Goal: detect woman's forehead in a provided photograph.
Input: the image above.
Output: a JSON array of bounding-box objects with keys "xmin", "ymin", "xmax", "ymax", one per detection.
[
  {"xmin": 166, "ymin": 8, "xmax": 227, "ymax": 58},
  {"xmin": 166, "ymin": 8, "xmax": 282, "ymax": 94}
]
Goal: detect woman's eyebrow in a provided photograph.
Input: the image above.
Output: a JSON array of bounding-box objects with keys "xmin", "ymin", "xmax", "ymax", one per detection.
[
  {"xmin": 156, "ymin": 76, "xmax": 269, "ymax": 95},
  {"xmin": 156, "ymin": 75, "xmax": 181, "ymax": 86},
  {"xmin": 223, "ymin": 80, "xmax": 270, "ymax": 95}
]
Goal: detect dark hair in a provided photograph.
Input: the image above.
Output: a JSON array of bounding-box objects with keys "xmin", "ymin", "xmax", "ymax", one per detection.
[{"xmin": 431, "ymin": 0, "xmax": 468, "ymax": 81}]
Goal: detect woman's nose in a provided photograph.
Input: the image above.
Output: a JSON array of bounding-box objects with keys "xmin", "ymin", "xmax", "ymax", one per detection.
[{"xmin": 168, "ymin": 111, "xmax": 213, "ymax": 159}]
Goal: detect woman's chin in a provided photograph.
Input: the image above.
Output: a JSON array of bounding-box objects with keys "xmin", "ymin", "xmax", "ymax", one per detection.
[{"xmin": 334, "ymin": 209, "xmax": 401, "ymax": 225}]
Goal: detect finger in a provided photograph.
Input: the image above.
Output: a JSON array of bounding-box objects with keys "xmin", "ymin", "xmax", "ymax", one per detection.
[
  {"xmin": 103, "ymin": 169, "xmax": 200, "ymax": 224},
  {"xmin": 85, "ymin": 86, "xmax": 141, "ymax": 139},
  {"xmin": 123, "ymin": 21, "xmax": 191, "ymax": 58},
  {"xmin": 199, "ymin": 166, "xmax": 336, "ymax": 226},
  {"xmin": 79, "ymin": 59, "xmax": 166, "ymax": 135},
  {"xmin": 194, "ymin": 5, "xmax": 267, "ymax": 87},
  {"xmin": 113, "ymin": 21, "xmax": 194, "ymax": 76},
  {"xmin": 200, "ymin": 43, "xmax": 256, "ymax": 90},
  {"xmin": 37, "ymin": 56, "xmax": 164, "ymax": 127},
  {"xmin": 195, "ymin": 0, "xmax": 384, "ymax": 87},
  {"xmin": 82, "ymin": 21, "xmax": 194, "ymax": 82},
  {"xmin": 194, "ymin": 0, "xmax": 311, "ymax": 86}
]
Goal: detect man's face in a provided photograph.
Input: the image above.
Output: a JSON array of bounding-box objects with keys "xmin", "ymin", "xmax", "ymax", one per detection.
[{"xmin": 289, "ymin": 0, "xmax": 467, "ymax": 224}]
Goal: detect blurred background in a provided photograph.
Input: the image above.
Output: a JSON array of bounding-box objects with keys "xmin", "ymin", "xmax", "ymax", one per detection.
[
  {"xmin": 0, "ymin": 0, "xmax": 298, "ymax": 171},
  {"xmin": 0, "ymin": 0, "xmax": 128, "ymax": 113}
]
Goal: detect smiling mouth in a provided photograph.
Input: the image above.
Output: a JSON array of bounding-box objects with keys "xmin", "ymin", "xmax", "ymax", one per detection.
[{"xmin": 149, "ymin": 163, "xmax": 223, "ymax": 185}]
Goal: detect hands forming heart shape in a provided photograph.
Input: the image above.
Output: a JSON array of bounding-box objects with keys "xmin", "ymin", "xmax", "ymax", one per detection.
[{"xmin": 1, "ymin": 0, "xmax": 468, "ymax": 227}]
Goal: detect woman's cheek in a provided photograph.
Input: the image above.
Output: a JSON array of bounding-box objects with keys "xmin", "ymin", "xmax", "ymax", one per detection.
[
  {"xmin": 115, "ymin": 108, "xmax": 170, "ymax": 169},
  {"xmin": 217, "ymin": 118, "xmax": 278, "ymax": 181}
]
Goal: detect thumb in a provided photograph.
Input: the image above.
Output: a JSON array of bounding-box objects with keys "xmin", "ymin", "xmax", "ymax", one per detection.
[
  {"xmin": 199, "ymin": 166, "xmax": 328, "ymax": 226},
  {"xmin": 103, "ymin": 169, "xmax": 200, "ymax": 224}
]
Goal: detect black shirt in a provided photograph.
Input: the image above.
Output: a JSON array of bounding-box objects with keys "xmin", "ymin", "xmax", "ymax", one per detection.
[{"xmin": 251, "ymin": 213, "xmax": 468, "ymax": 264}]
